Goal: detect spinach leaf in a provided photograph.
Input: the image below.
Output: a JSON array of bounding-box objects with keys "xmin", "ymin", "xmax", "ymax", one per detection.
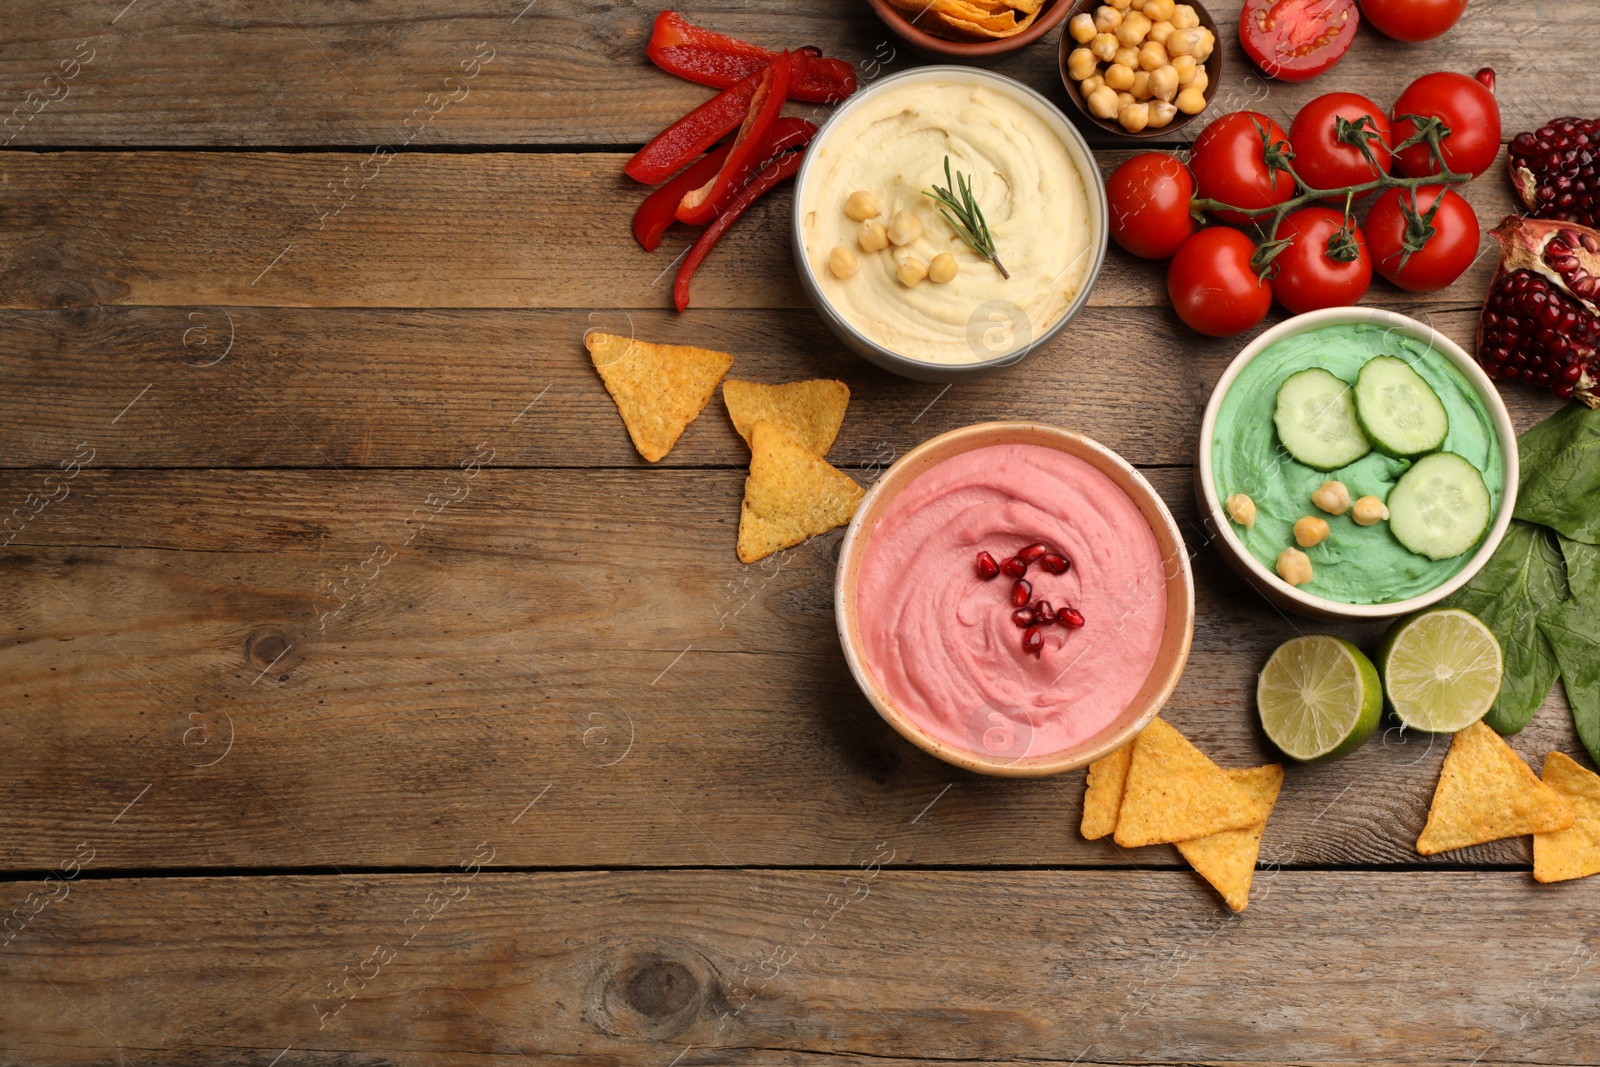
[
  {"xmin": 1539, "ymin": 602, "xmax": 1600, "ymax": 769},
  {"xmin": 1561, "ymin": 534, "xmax": 1600, "ymax": 609},
  {"xmin": 1515, "ymin": 403, "xmax": 1600, "ymax": 544},
  {"xmin": 1442, "ymin": 520, "xmax": 1568, "ymax": 733}
]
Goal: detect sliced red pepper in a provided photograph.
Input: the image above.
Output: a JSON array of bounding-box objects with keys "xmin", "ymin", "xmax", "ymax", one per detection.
[
  {"xmin": 676, "ymin": 51, "xmax": 791, "ymax": 227},
  {"xmin": 646, "ymin": 11, "xmax": 856, "ymax": 104},
  {"xmin": 674, "ymin": 135, "xmax": 815, "ymax": 313}
]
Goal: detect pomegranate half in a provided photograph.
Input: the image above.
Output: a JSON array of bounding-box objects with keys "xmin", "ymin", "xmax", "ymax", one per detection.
[{"xmin": 1477, "ymin": 216, "xmax": 1600, "ymax": 407}]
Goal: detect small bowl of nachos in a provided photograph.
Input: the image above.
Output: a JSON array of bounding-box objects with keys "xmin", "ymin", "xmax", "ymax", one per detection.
[{"xmin": 868, "ymin": 0, "xmax": 1072, "ymax": 62}]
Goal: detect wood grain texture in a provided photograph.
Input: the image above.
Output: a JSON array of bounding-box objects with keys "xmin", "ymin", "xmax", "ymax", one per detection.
[
  {"xmin": 0, "ymin": 147, "xmax": 1522, "ymax": 310},
  {"xmin": 0, "ymin": 465, "xmax": 1581, "ymax": 871},
  {"xmin": 2, "ymin": 870, "xmax": 1594, "ymax": 1064},
  {"xmin": 0, "ymin": 0, "xmax": 1579, "ymax": 146}
]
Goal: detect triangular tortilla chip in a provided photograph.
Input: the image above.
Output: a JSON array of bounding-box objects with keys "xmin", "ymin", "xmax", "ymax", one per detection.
[
  {"xmin": 1081, "ymin": 742, "xmax": 1133, "ymax": 841},
  {"xmin": 723, "ymin": 379, "xmax": 850, "ymax": 456},
  {"xmin": 737, "ymin": 421, "xmax": 863, "ymax": 564},
  {"xmin": 1416, "ymin": 722, "xmax": 1574, "ymax": 855},
  {"xmin": 586, "ymin": 331, "xmax": 732, "ymax": 462},
  {"xmin": 1176, "ymin": 764, "xmax": 1284, "ymax": 912},
  {"xmin": 1113, "ymin": 718, "xmax": 1267, "ymax": 847},
  {"xmin": 1534, "ymin": 751, "xmax": 1600, "ymax": 883}
]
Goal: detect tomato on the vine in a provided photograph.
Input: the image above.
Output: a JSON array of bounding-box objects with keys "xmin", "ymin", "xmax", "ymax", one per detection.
[
  {"xmin": 1364, "ymin": 185, "xmax": 1480, "ymax": 293},
  {"xmin": 1168, "ymin": 227, "xmax": 1273, "ymax": 337},
  {"xmin": 1269, "ymin": 207, "xmax": 1371, "ymax": 314},
  {"xmin": 1190, "ymin": 112, "xmax": 1296, "ymax": 224},
  {"xmin": 1239, "ymin": 0, "xmax": 1360, "ymax": 82},
  {"xmin": 1288, "ymin": 93, "xmax": 1392, "ymax": 196},
  {"xmin": 1106, "ymin": 153, "xmax": 1197, "ymax": 260},
  {"xmin": 1359, "ymin": 0, "xmax": 1467, "ymax": 42},
  {"xmin": 1391, "ymin": 70, "xmax": 1501, "ymax": 179}
]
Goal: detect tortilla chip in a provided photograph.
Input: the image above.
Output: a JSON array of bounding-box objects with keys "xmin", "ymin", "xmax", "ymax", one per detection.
[
  {"xmin": 925, "ymin": 9, "xmax": 1025, "ymax": 39},
  {"xmin": 1113, "ymin": 718, "xmax": 1267, "ymax": 848},
  {"xmin": 737, "ymin": 421, "xmax": 864, "ymax": 563},
  {"xmin": 1533, "ymin": 751, "xmax": 1600, "ymax": 883},
  {"xmin": 585, "ymin": 331, "xmax": 732, "ymax": 463},
  {"xmin": 1416, "ymin": 722, "xmax": 1574, "ymax": 855},
  {"xmin": 723, "ymin": 379, "xmax": 850, "ymax": 457},
  {"xmin": 1176, "ymin": 764, "xmax": 1285, "ymax": 912},
  {"xmin": 1081, "ymin": 742, "xmax": 1133, "ymax": 841},
  {"xmin": 1007, "ymin": 0, "xmax": 1043, "ymax": 13}
]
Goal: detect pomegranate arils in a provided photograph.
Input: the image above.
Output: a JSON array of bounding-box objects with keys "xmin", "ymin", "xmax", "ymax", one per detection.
[
  {"xmin": 1022, "ymin": 626, "xmax": 1044, "ymax": 657},
  {"xmin": 1011, "ymin": 606, "xmax": 1037, "ymax": 628},
  {"xmin": 1018, "ymin": 542, "xmax": 1051, "ymax": 564},
  {"xmin": 975, "ymin": 551, "xmax": 1000, "ymax": 580},
  {"xmin": 1010, "ymin": 579, "xmax": 1031, "ymax": 607},
  {"xmin": 1511, "ymin": 116, "xmax": 1600, "ymax": 229},
  {"xmin": 999, "ymin": 556, "xmax": 1028, "ymax": 579},
  {"xmin": 1039, "ymin": 552, "xmax": 1070, "ymax": 575},
  {"xmin": 1059, "ymin": 607, "xmax": 1086, "ymax": 628},
  {"xmin": 1477, "ymin": 217, "xmax": 1600, "ymax": 408},
  {"xmin": 1033, "ymin": 600, "xmax": 1057, "ymax": 625}
]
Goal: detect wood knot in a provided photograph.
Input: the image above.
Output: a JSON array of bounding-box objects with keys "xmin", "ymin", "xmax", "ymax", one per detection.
[
  {"xmin": 622, "ymin": 958, "xmax": 696, "ymax": 1018},
  {"xmin": 244, "ymin": 631, "xmax": 293, "ymax": 675},
  {"xmin": 584, "ymin": 941, "xmax": 714, "ymax": 1041}
]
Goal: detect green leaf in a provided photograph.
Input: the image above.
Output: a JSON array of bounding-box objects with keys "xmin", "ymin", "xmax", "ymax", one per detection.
[
  {"xmin": 1538, "ymin": 602, "xmax": 1600, "ymax": 768},
  {"xmin": 1515, "ymin": 404, "xmax": 1600, "ymax": 544},
  {"xmin": 1441, "ymin": 520, "xmax": 1567, "ymax": 733},
  {"xmin": 1562, "ymin": 534, "xmax": 1600, "ymax": 609}
]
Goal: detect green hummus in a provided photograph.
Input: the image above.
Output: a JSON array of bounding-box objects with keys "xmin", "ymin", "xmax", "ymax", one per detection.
[{"xmin": 1210, "ymin": 323, "xmax": 1504, "ymax": 605}]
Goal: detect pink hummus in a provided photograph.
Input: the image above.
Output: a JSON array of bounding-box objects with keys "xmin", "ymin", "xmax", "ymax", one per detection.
[{"xmin": 856, "ymin": 443, "xmax": 1168, "ymax": 759}]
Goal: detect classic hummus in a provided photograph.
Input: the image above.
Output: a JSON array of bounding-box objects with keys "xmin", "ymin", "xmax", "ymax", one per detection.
[
  {"xmin": 799, "ymin": 77, "xmax": 1094, "ymax": 365},
  {"xmin": 856, "ymin": 443, "xmax": 1168, "ymax": 759}
]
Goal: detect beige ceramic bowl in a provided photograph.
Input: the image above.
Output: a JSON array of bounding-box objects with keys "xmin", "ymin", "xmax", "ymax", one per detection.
[{"xmin": 835, "ymin": 422, "xmax": 1195, "ymax": 777}]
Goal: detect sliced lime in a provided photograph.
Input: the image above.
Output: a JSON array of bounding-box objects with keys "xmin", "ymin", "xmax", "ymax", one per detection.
[
  {"xmin": 1257, "ymin": 635, "xmax": 1382, "ymax": 762},
  {"xmin": 1377, "ymin": 607, "xmax": 1503, "ymax": 733}
]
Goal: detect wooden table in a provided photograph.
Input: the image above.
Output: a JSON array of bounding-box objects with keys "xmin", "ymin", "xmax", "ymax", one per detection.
[{"xmin": 2, "ymin": 2, "xmax": 1594, "ymax": 1063}]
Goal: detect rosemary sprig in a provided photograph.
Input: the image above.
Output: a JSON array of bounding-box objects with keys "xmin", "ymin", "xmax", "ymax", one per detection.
[{"xmin": 924, "ymin": 156, "xmax": 1008, "ymax": 280}]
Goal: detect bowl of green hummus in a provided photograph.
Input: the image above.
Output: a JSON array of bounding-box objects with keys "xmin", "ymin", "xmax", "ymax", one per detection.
[{"xmin": 1198, "ymin": 307, "xmax": 1518, "ymax": 620}]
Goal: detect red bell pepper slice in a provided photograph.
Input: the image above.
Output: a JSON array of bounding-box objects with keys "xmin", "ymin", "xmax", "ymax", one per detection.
[
  {"xmin": 676, "ymin": 51, "xmax": 791, "ymax": 227},
  {"xmin": 674, "ymin": 134, "xmax": 815, "ymax": 313},
  {"xmin": 647, "ymin": 11, "xmax": 856, "ymax": 104}
]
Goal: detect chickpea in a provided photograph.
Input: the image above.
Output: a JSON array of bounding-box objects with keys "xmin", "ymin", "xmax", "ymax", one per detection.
[
  {"xmin": 1175, "ymin": 87, "xmax": 1207, "ymax": 115},
  {"xmin": 1352, "ymin": 495, "xmax": 1390, "ymax": 526},
  {"xmin": 1138, "ymin": 40, "xmax": 1167, "ymax": 71},
  {"xmin": 859, "ymin": 219, "xmax": 889, "ymax": 253},
  {"xmin": 1090, "ymin": 32, "xmax": 1119, "ymax": 61},
  {"xmin": 1277, "ymin": 547, "xmax": 1314, "ymax": 587},
  {"xmin": 1225, "ymin": 493, "xmax": 1257, "ymax": 528},
  {"xmin": 1148, "ymin": 64, "xmax": 1179, "ymax": 101},
  {"xmin": 1103, "ymin": 62, "xmax": 1136, "ymax": 91},
  {"xmin": 1119, "ymin": 101, "xmax": 1150, "ymax": 133},
  {"xmin": 1148, "ymin": 100, "xmax": 1178, "ymax": 128},
  {"xmin": 1187, "ymin": 68, "xmax": 1209, "ymax": 94},
  {"xmin": 1094, "ymin": 4, "xmax": 1123, "ymax": 31},
  {"xmin": 1129, "ymin": 70, "xmax": 1151, "ymax": 100},
  {"xmin": 1068, "ymin": 46, "xmax": 1099, "ymax": 81},
  {"xmin": 1171, "ymin": 3, "xmax": 1199, "ymax": 29},
  {"xmin": 1080, "ymin": 75, "xmax": 1104, "ymax": 96},
  {"xmin": 1069, "ymin": 11, "xmax": 1098, "ymax": 43},
  {"xmin": 1142, "ymin": 0, "xmax": 1175, "ymax": 20},
  {"xmin": 1116, "ymin": 90, "xmax": 1136, "ymax": 110},
  {"xmin": 844, "ymin": 190, "xmax": 880, "ymax": 222},
  {"xmin": 928, "ymin": 252, "xmax": 959, "ymax": 284},
  {"xmin": 888, "ymin": 209, "xmax": 922, "ymax": 247},
  {"xmin": 1116, "ymin": 11, "xmax": 1151, "ymax": 46},
  {"xmin": 1165, "ymin": 28, "xmax": 1197, "ymax": 56},
  {"xmin": 1087, "ymin": 85, "xmax": 1120, "ymax": 119},
  {"xmin": 1171, "ymin": 54, "xmax": 1198, "ymax": 83},
  {"xmin": 1107, "ymin": 0, "xmax": 1132, "ymax": 8},
  {"xmin": 1191, "ymin": 27, "xmax": 1216, "ymax": 61},
  {"xmin": 1148, "ymin": 19, "xmax": 1174, "ymax": 44},
  {"xmin": 1294, "ymin": 516, "xmax": 1331, "ymax": 548},
  {"xmin": 1311, "ymin": 480, "xmax": 1352, "ymax": 516},
  {"xmin": 828, "ymin": 245, "xmax": 859, "ymax": 279},
  {"xmin": 896, "ymin": 255, "xmax": 928, "ymax": 287},
  {"xmin": 1114, "ymin": 45, "xmax": 1141, "ymax": 70}
]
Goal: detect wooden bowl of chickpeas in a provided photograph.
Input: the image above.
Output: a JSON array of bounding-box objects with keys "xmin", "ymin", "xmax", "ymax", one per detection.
[{"xmin": 1059, "ymin": 0, "xmax": 1221, "ymax": 137}]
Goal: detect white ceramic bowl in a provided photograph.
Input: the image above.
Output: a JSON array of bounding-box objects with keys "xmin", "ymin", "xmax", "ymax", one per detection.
[
  {"xmin": 791, "ymin": 66, "xmax": 1108, "ymax": 384},
  {"xmin": 1196, "ymin": 307, "xmax": 1519, "ymax": 621}
]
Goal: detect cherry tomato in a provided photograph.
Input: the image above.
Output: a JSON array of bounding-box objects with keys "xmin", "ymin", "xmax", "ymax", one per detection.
[
  {"xmin": 1364, "ymin": 185, "xmax": 1480, "ymax": 293},
  {"xmin": 1190, "ymin": 112, "xmax": 1296, "ymax": 224},
  {"xmin": 1106, "ymin": 153, "xmax": 1197, "ymax": 260},
  {"xmin": 1239, "ymin": 0, "xmax": 1359, "ymax": 82},
  {"xmin": 1359, "ymin": 0, "xmax": 1467, "ymax": 42},
  {"xmin": 1270, "ymin": 207, "xmax": 1371, "ymax": 314},
  {"xmin": 1288, "ymin": 92, "xmax": 1392, "ymax": 197},
  {"xmin": 1167, "ymin": 227, "xmax": 1273, "ymax": 337},
  {"xmin": 1391, "ymin": 70, "xmax": 1501, "ymax": 179}
]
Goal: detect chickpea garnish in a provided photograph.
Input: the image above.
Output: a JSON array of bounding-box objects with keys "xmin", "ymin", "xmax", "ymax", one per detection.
[
  {"xmin": 888, "ymin": 209, "xmax": 923, "ymax": 247},
  {"xmin": 859, "ymin": 219, "xmax": 889, "ymax": 253},
  {"xmin": 844, "ymin": 190, "xmax": 880, "ymax": 221},
  {"xmin": 929, "ymin": 252, "xmax": 959, "ymax": 284},
  {"xmin": 896, "ymin": 255, "xmax": 928, "ymax": 287},
  {"xmin": 1311, "ymin": 480, "xmax": 1352, "ymax": 516},
  {"xmin": 1352, "ymin": 495, "xmax": 1390, "ymax": 526},
  {"xmin": 1277, "ymin": 547, "xmax": 1313, "ymax": 587},
  {"xmin": 829, "ymin": 245, "xmax": 859, "ymax": 279},
  {"xmin": 1294, "ymin": 516, "xmax": 1331, "ymax": 548},
  {"xmin": 1225, "ymin": 493, "xmax": 1257, "ymax": 529}
]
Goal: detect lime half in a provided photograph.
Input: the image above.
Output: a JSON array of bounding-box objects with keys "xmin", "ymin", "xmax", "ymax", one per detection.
[
  {"xmin": 1257, "ymin": 635, "xmax": 1382, "ymax": 762},
  {"xmin": 1377, "ymin": 607, "xmax": 1503, "ymax": 733}
]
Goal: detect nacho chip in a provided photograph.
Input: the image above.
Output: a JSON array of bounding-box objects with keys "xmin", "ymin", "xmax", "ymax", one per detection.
[
  {"xmin": 737, "ymin": 421, "xmax": 864, "ymax": 563},
  {"xmin": 1533, "ymin": 751, "xmax": 1600, "ymax": 883},
  {"xmin": 585, "ymin": 331, "xmax": 733, "ymax": 463},
  {"xmin": 1113, "ymin": 718, "xmax": 1267, "ymax": 848},
  {"xmin": 1416, "ymin": 721, "xmax": 1574, "ymax": 855},
  {"xmin": 723, "ymin": 379, "xmax": 850, "ymax": 457},
  {"xmin": 1176, "ymin": 764, "xmax": 1285, "ymax": 912},
  {"xmin": 1081, "ymin": 741, "xmax": 1133, "ymax": 841}
]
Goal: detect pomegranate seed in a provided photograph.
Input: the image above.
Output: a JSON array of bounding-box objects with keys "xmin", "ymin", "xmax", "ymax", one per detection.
[
  {"xmin": 1018, "ymin": 542, "xmax": 1051, "ymax": 564},
  {"xmin": 1059, "ymin": 607, "xmax": 1086, "ymax": 628},
  {"xmin": 1476, "ymin": 218, "xmax": 1600, "ymax": 406},
  {"xmin": 1022, "ymin": 626, "xmax": 1044, "ymax": 657},
  {"xmin": 1034, "ymin": 600, "xmax": 1057, "ymax": 625},
  {"xmin": 1039, "ymin": 552, "xmax": 1070, "ymax": 575},
  {"xmin": 1511, "ymin": 115, "xmax": 1600, "ymax": 229},
  {"xmin": 1010, "ymin": 579, "xmax": 1031, "ymax": 607},
  {"xmin": 1011, "ymin": 606, "xmax": 1037, "ymax": 628},
  {"xmin": 975, "ymin": 551, "xmax": 1000, "ymax": 580},
  {"xmin": 1000, "ymin": 556, "xmax": 1028, "ymax": 579}
]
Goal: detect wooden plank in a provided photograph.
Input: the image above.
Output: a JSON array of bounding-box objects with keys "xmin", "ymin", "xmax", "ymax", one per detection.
[
  {"xmin": 0, "ymin": 148, "xmax": 1523, "ymax": 310},
  {"xmin": 0, "ymin": 305, "xmax": 1562, "ymax": 471},
  {"xmin": 0, "ymin": 0, "xmax": 1579, "ymax": 146},
  {"xmin": 0, "ymin": 465, "xmax": 1582, "ymax": 871},
  {"xmin": 1, "ymin": 870, "xmax": 1593, "ymax": 1064}
]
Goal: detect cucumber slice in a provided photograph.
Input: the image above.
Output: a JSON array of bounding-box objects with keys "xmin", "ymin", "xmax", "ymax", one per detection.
[
  {"xmin": 1387, "ymin": 452, "xmax": 1492, "ymax": 561},
  {"xmin": 1273, "ymin": 368, "xmax": 1371, "ymax": 471},
  {"xmin": 1354, "ymin": 355, "xmax": 1450, "ymax": 457}
]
